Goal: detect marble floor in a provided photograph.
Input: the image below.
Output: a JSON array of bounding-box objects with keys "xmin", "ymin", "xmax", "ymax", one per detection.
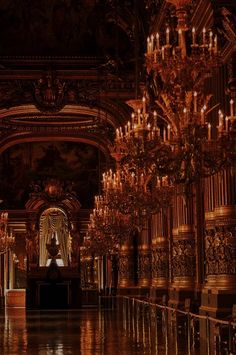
[{"xmin": 0, "ymin": 306, "xmax": 199, "ymax": 355}]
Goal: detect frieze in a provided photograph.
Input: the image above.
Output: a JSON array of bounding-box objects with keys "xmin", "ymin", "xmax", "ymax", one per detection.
[
  {"xmin": 0, "ymin": 75, "xmax": 135, "ymax": 112},
  {"xmin": 172, "ymin": 240, "xmax": 195, "ymax": 277},
  {"xmin": 205, "ymin": 228, "xmax": 236, "ymax": 276}
]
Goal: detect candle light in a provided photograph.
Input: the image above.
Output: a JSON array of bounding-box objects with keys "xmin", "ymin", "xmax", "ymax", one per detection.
[
  {"xmin": 192, "ymin": 27, "xmax": 196, "ymax": 45},
  {"xmin": 142, "ymin": 96, "xmax": 146, "ymax": 114},
  {"xmin": 193, "ymin": 91, "xmax": 197, "ymax": 112},
  {"xmin": 183, "ymin": 107, "xmax": 187, "ymax": 121},
  {"xmin": 202, "ymin": 27, "xmax": 206, "ymax": 45},
  {"xmin": 166, "ymin": 27, "xmax": 170, "ymax": 45},
  {"xmin": 209, "ymin": 31, "xmax": 213, "ymax": 47},
  {"xmin": 230, "ymin": 99, "xmax": 234, "ymax": 117},
  {"xmin": 201, "ymin": 108, "xmax": 205, "ymax": 124},
  {"xmin": 167, "ymin": 124, "xmax": 171, "ymax": 140},
  {"xmin": 156, "ymin": 32, "xmax": 160, "ymax": 50},
  {"xmin": 225, "ymin": 116, "xmax": 229, "ymax": 132},
  {"xmin": 214, "ymin": 35, "xmax": 217, "ymax": 54},
  {"xmin": 147, "ymin": 37, "xmax": 150, "ymax": 53},
  {"xmin": 161, "ymin": 46, "xmax": 165, "ymax": 60},
  {"xmin": 178, "ymin": 29, "xmax": 182, "ymax": 48},
  {"xmin": 208, "ymin": 123, "xmax": 211, "ymax": 140},
  {"xmin": 131, "ymin": 112, "xmax": 135, "ymax": 127},
  {"xmin": 151, "ymin": 34, "xmax": 154, "ymax": 52}
]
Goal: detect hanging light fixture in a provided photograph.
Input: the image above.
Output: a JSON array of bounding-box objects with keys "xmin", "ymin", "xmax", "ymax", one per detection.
[
  {"xmin": 143, "ymin": 0, "xmax": 236, "ymax": 184},
  {"xmin": 84, "ymin": 195, "xmax": 132, "ymax": 256},
  {"xmin": 0, "ymin": 212, "xmax": 15, "ymax": 254}
]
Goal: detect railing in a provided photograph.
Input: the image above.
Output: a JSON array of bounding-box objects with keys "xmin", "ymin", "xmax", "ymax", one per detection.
[{"xmin": 99, "ymin": 296, "xmax": 236, "ymax": 354}]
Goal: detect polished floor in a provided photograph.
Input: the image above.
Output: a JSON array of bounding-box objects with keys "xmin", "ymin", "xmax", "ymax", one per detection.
[{"xmin": 0, "ymin": 306, "xmax": 198, "ymax": 355}]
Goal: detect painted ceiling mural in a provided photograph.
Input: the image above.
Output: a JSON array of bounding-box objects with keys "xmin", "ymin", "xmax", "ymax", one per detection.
[
  {"xmin": 0, "ymin": 141, "xmax": 108, "ymax": 209},
  {"xmin": 0, "ymin": 0, "xmax": 135, "ymax": 57}
]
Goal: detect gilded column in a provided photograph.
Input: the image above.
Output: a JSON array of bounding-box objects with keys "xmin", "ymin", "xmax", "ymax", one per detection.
[
  {"xmin": 201, "ymin": 167, "xmax": 236, "ymax": 317},
  {"xmin": 118, "ymin": 234, "xmax": 136, "ymax": 292},
  {"xmin": 151, "ymin": 209, "xmax": 169, "ymax": 300},
  {"xmin": 138, "ymin": 218, "xmax": 152, "ymax": 290},
  {"xmin": 169, "ymin": 185, "xmax": 196, "ymax": 307}
]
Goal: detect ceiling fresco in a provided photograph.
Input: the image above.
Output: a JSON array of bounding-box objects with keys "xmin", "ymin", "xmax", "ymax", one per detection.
[
  {"xmin": 0, "ymin": 0, "xmax": 136, "ymax": 58},
  {"xmin": 0, "ymin": 141, "xmax": 109, "ymax": 209}
]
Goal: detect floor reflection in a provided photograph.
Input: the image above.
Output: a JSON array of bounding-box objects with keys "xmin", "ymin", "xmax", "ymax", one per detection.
[{"xmin": 0, "ymin": 305, "xmax": 199, "ymax": 355}]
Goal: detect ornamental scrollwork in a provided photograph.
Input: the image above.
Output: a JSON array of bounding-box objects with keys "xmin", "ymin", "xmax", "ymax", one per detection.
[
  {"xmin": 172, "ymin": 240, "xmax": 195, "ymax": 277},
  {"xmin": 205, "ymin": 228, "xmax": 236, "ymax": 275}
]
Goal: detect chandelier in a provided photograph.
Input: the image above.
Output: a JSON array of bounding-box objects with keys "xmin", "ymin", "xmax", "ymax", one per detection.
[
  {"xmin": 84, "ymin": 195, "xmax": 132, "ymax": 256},
  {"xmin": 142, "ymin": 0, "xmax": 236, "ymax": 185},
  {"xmin": 146, "ymin": 3, "xmax": 219, "ymax": 97},
  {"xmin": 0, "ymin": 212, "xmax": 15, "ymax": 254},
  {"xmin": 108, "ymin": 97, "xmax": 174, "ymax": 218}
]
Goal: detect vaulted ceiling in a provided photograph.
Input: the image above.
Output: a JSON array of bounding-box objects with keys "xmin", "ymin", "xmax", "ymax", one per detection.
[{"xmin": 0, "ymin": 0, "xmax": 235, "ymax": 210}]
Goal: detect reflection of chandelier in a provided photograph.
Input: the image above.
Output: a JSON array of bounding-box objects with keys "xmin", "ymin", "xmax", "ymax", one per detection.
[
  {"xmin": 0, "ymin": 212, "xmax": 15, "ymax": 254},
  {"xmin": 84, "ymin": 195, "xmax": 131, "ymax": 256}
]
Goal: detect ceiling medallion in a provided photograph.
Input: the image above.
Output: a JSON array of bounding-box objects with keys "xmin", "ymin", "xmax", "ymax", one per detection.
[{"xmin": 34, "ymin": 71, "xmax": 66, "ymax": 113}]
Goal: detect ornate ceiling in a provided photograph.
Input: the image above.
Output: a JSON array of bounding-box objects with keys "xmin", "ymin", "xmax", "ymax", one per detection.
[{"xmin": 0, "ymin": 0, "xmax": 235, "ymax": 210}]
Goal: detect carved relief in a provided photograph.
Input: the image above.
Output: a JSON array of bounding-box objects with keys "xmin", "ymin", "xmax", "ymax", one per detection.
[
  {"xmin": 152, "ymin": 247, "xmax": 169, "ymax": 278},
  {"xmin": 118, "ymin": 254, "xmax": 134, "ymax": 281},
  {"xmin": 138, "ymin": 253, "xmax": 152, "ymax": 280},
  {"xmin": 205, "ymin": 228, "xmax": 236, "ymax": 275},
  {"xmin": 172, "ymin": 240, "xmax": 195, "ymax": 277},
  {"xmin": 34, "ymin": 72, "xmax": 66, "ymax": 113}
]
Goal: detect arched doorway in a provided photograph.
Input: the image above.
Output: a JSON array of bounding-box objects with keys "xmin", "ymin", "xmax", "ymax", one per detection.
[{"xmin": 39, "ymin": 207, "xmax": 70, "ymax": 267}]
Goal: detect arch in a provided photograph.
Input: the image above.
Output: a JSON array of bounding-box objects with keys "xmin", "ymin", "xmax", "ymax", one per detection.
[
  {"xmin": 0, "ymin": 132, "xmax": 113, "ymax": 160},
  {"xmin": 39, "ymin": 207, "xmax": 69, "ymax": 267}
]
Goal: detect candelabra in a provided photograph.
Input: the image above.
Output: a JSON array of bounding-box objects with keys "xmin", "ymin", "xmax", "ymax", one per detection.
[{"xmin": 0, "ymin": 212, "xmax": 14, "ymax": 254}]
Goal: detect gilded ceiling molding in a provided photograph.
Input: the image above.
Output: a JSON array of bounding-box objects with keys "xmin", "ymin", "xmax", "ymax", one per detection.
[{"xmin": 0, "ymin": 104, "xmax": 119, "ymax": 128}]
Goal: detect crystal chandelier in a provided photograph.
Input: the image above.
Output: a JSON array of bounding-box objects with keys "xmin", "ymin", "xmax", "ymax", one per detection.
[{"xmin": 0, "ymin": 212, "xmax": 15, "ymax": 254}]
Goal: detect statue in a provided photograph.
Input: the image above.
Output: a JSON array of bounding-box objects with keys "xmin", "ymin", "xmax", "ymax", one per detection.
[
  {"xmin": 26, "ymin": 222, "xmax": 38, "ymax": 265},
  {"xmin": 46, "ymin": 234, "xmax": 60, "ymax": 264}
]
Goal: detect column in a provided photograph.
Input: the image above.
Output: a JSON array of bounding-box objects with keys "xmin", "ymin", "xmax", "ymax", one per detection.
[
  {"xmin": 138, "ymin": 218, "xmax": 152, "ymax": 293},
  {"xmin": 169, "ymin": 185, "xmax": 196, "ymax": 308},
  {"xmin": 201, "ymin": 167, "xmax": 236, "ymax": 318},
  {"xmin": 151, "ymin": 209, "xmax": 169, "ymax": 301},
  {"xmin": 118, "ymin": 234, "xmax": 137, "ymax": 294}
]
